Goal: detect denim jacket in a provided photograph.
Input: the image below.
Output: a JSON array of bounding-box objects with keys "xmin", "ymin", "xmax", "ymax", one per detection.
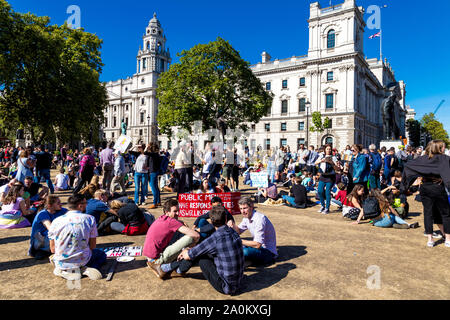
[{"xmin": 352, "ymin": 154, "xmax": 369, "ymax": 183}]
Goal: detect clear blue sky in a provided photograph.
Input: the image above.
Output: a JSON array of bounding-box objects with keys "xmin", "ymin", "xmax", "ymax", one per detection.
[{"xmin": 7, "ymin": 0, "xmax": 450, "ymax": 133}]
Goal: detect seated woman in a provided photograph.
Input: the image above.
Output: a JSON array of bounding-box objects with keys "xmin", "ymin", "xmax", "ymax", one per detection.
[
  {"xmin": 343, "ymin": 184, "xmax": 365, "ymax": 220},
  {"xmin": 257, "ymin": 179, "xmax": 278, "ymax": 203},
  {"xmin": 331, "ymin": 183, "xmax": 347, "ymax": 211},
  {"xmin": 390, "ymin": 170, "xmax": 402, "ymax": 189},
  {"xmin": 28, "ymin": 195, "xmax": 68, "ymax": 259},
  {"xmin": 109, "ymin": 200, "xmax": 155, "ymax": 236},
  {"xmin": 367, "ymin": 189, "xmax": 418, "ymax": 229},
  {"xmin": 194, "ymin": 178, "xmax": 215, "ymax": 194},
  {"xmin": 0, "ymin": 182, "xmax": 32, "ymax": 229}
]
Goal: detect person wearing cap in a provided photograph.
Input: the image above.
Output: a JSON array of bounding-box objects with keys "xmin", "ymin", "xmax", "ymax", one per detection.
[{"xmin": 110, "ymin": 150, "xmax": 127, "ymax": 195}]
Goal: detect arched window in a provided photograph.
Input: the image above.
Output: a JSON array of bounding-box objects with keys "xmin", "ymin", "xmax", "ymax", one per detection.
[{"xmin": 327, "ymin": 30, "xmax": 336, "ymax": 49}]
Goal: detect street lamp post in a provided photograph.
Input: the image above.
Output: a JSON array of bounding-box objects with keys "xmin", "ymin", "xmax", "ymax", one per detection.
[
  {"xmin": 305, "ymin": 101, "xmax": 311, "ymax": 146},
  {"xmin": 147, "ymin": 115, "xmax": 151, "ymax": 145}
]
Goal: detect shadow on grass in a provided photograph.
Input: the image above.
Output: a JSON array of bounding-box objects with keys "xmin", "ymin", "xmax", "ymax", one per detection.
[
  {"xmin": 0, "ymin": 256, "xmax": 49, "ymax": 272},
  {"xmin": 0, "ymin": 235, "xmax": 30, "ymax": 245}
]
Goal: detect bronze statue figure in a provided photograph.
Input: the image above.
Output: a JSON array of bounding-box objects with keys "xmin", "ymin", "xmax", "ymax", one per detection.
[{"xmin": 381, "ymin": 82, "xmax": 401, "ymax": 140}]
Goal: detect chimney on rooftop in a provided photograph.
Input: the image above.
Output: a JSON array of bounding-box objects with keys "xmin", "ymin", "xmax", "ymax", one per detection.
[{"xmin": 262, "ymin": 51, "xmax": 271, "ymax": 64}]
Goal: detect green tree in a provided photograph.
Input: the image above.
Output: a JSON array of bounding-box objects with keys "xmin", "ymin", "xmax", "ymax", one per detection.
[
  {"xmin": 310, "ymin": 111, "xmax": 331, "ymax": 133},
  {"xmin": 156, "ymin": 37, "xmax": 273, "ymax": 142},
  {"xmin": 420, "ymin": 113, "xmax": 449, "ymax": 146},
  {"xmin": 405, "ymin": 118, "xmax": 421, "ymax": 147},
  {"xmin": 0, "ymin": 0, "xmax": 107, "ymax": 146}
]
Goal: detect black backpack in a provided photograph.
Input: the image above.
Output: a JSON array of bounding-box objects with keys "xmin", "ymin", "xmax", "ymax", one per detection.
[{"xmin": 362, "ymin": 197, "xmax": 381, "ymax": 219}]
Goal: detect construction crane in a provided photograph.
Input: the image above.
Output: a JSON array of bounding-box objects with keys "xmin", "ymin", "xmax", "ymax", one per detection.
[{"xmin": 433, "ymin": 99, "xmax": 445, "ymax": 115}]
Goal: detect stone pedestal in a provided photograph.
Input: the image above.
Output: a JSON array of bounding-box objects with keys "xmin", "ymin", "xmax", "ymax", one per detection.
[{"xmin": 380, "ymin": 140, "xmax": 403, "ymax": 153}]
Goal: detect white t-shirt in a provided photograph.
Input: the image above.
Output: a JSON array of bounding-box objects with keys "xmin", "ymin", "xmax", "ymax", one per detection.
[
  {"xmin": 55, "ymin": 173, "xmax": 69, "ymax": 190},
  {"xmin": 48, "ymin": 211, "xmax": 97, "ymax": 270},
  {"xmin": 0, "ymin": 184, "xmax": 10, "ymax": 195},
  {"xmin": 134, "ymin": 154, "xmax": 148, "ymax": 173},
  {"xmin": 202, "ymin": 151, "xmax": 214, "ymax": 173}
]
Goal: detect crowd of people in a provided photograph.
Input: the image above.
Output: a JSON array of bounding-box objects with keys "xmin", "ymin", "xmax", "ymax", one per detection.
[{"xmin": 0, "ymin": 138, "xmax": 449, "ymax": 295}]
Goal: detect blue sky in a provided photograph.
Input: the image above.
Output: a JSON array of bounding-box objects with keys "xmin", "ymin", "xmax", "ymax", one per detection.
[{"xmin": 7, "ymin": 0, "xmax": 450, "ymax": 133}]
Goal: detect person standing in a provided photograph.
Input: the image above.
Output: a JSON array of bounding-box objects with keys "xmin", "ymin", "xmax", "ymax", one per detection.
[
  {"xmin": 129, "ymin": 144, "xmax": 149, "ymax": 205},
  {"xmin": 110, "ymin": 150, "xmax": 127, "ymax": 195},
  {"xmin": 305, "ymin": 145, "xmax": 319, "ymax": 176},
  {"xmin": 402, "ymin": 140, "xmax": 450, "ymax": 248},
  {"xmin": 60, "ymin": 144, "xmax": 68, "ymax": 169},
  {"xmin": 315, "ymin": 144, "xmax": 340, "ymax": 214},
  {"xmin": 34, "ymin": 145, "xmax": 54, "ymax": 194},
  {"xmin": 297, "ymin": 144, "xmax": 309, "ymax": 172},
  {"xmin": 351, "ymin": 144, "xmax": 370, "ymax": 193},
  {"xmin": 147, "ymin": 142, "xmax": 161, "ymax": 209},
  {"xmin": 73, "ymin": 148, "xmax": 96, "ymax": 195},
  {"xmin": 174, "ymin": 143, "xmax": 189, "ymax": 197},
  {"xmin": 16, "ymin": 150, "xmax": 34, "ymax": 184},
  {"xmin": 99, "ymin": 142, "xmax": 115, "ymax": 192},
  {"xmin": 368, "ymin": 144, "xmax": 382, "ymax": 190}
]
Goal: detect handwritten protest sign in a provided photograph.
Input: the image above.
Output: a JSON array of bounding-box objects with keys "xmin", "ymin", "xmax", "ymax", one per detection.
[
  {"xmin": 115, "ymin": 135, "xmax": 132, "ymax": 153},
  {"xmin": 99, "ymin": 246, "xmax": 142, "ymax": 258},
  {"xmin": 178, "ymin": 192, "xmax": 241, "ymax": 217},
  {"xmin": 250, "ymin": 171, "xmax": 269, "ymax": 188}
]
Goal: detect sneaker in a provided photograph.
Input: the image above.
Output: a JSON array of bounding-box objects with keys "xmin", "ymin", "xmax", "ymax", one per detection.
[
  {"xmin": 393, "ymin": 223, "xmax": 409, "ymax": 229},
  {"xmin": 53, "ymin": 267, "xmax": 81, "ymax": 281},
  {"xmin": 409, "ymin": 222, "xmax": 420, "ymax": 229},
  {"xmin": 424, "ymin": 232, "xmax": 443, "ymax": 239},
  {"xmin": 322, "ymin": 209, "xmax": 330, "ymax": 215},
  {"xmin": 81, "ymin": 267, "xmax": 103, "ymax": 280},
  {"xmin": 147, "ymin": 260, "xmax": 170, "ymax": 280},
  {"xmin": 318, "ymin": 207, "xmax": 325, "ymax": 213},
  {"xmin": 445, "ymin": 241, "xmax": 450, "ymax": 248},
  {"xmin": 427, "ymin": 241, "xmax": 435, "ymax": 248}
]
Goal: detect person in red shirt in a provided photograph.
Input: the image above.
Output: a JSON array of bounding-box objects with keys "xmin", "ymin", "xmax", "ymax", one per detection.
[
  {"xmin": 331, "ymin": 183, "xmax": 347, "ymax": 211},
  {"xmin": 143, "ymin": 199, "xmax": 199, "ymax": 279}
]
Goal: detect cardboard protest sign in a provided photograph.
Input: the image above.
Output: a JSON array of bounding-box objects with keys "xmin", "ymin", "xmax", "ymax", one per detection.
[
  {"xmin": 115, "ymin": 135, "xmax": 132, "ymax": 153},
  {"xmin": 250, "ymin": 171, "xmax": 269, "ymax": 188},
  {"xmin": 178, "ymin": 192, "xmax": 241, "ymax": 218},
  {"xmin": 99, "ymin": 246, "xmax": 142, "ymax": 258}
]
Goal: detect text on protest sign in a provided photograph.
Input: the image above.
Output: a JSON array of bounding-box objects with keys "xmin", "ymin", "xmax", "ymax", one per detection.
[
  {"xmin": 250, "ymin": 171, "xmax": 269, "ymax": 188},
  {"xmin": 99, "ymin": 246, "xmax": 142, "ymax": 258},
  {"xmin": 178, "ymin": 192, "xmax": 241, "ymax": 217}
]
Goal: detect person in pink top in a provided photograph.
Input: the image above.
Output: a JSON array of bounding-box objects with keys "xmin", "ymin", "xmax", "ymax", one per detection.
[{"xmin": 144, "ymin": 199, "xmax": 199, "ymax": 279}]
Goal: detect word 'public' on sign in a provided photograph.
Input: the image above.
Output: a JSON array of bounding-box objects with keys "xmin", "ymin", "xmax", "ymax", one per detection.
[
  {"xmin": 250, "ymin": 171, "xmax": 269, "ymax": 188},
  {"xmin": 178, "ymin": 192, "xmax": 241, "ymax": 218}
]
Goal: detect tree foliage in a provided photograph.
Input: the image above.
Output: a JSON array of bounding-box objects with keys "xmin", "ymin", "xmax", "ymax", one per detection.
[
  {"xmin": 0, "ymin": 0, "xmax": 107, "ymax": 146},
  {"xmin": 156, "ymin": 37, "xmax": 273, "ymax": 139},
  {"xmin": 420, "ymin": 113, "xmax": 449, "ymax": 146},
  {"xmin": 310, "ymin": 111, "xmax": 331, "ymax": 133}
]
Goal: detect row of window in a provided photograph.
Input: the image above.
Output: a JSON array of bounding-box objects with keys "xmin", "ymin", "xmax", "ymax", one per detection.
[
  {"xmin": 261, "ymin": 120, "xmax": 332, "ymax": 132},
  {"xmin": 105, "ymin": 112, "xmax": 150, "ymax": 128},
  {"xmin": 275, "ymin": 95, "xmax": 334, "ymax": 115},
  {"xmin": 266, "ymin": 72, "xmax": 334, "ymax": 91}
]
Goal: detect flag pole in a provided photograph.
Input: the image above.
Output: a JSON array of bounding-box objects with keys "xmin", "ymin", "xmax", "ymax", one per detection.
[{"xmin": 380, "ymin": 29, "xmax": 383, "ymax": 62}]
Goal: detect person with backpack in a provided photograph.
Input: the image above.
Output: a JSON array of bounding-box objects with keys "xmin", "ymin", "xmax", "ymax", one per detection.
[
  {"xmin": 384, "ymin": 147, "xmax": 399, "ymax": 182},
  {"xmin": 315, "ymin": 144, "xmax": 341, "ymax": 214},
  {"xmin": 368, "ymin": 144, "xmax": 382, "ymax": 190},
  {"xmin": 351, "ymin": 144, "xmax": 370, "ymax": 194}
]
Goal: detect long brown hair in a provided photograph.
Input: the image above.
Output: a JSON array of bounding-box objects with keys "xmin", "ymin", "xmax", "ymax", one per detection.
[
  {"xmin": 3, "ymin": 183, "xmax": 24, "ymax": 205},
  {"xmin": 425, "ymin": 140, "xmax": 445, "ymax": 159},
  {"xmin": 347, "ymin": 184, "xmax": 364, "ymax": 205},
  {"xmin": 369, "ymin": 189, "xmax": 390, "ymax": 217}
]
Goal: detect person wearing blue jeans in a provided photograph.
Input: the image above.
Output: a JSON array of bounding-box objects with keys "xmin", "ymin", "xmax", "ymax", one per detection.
[
  {"xmin": 134, "ymin": 172, "xmax": 148, "ymax": 205},
  {"xmin": 149, "ymin": 172, "xmax": 160, "ymax": 206},
  {"xmin": 35, "ymin": 169, "xmax": 54, "ymax": 194},
  {"xmin": 317, "ymin": 181, "xmax": 333, "ymax": 213},
  {"xmin": 243, "ymin": 246, "xmax": 275, "ymax": 266},
  {"xmin": 372, "ymin": 213, "xmax": 418, "ymax": 229},
  {"xmin": 85, "ymin": 248, "xmax": 107, "ymax": 270}
]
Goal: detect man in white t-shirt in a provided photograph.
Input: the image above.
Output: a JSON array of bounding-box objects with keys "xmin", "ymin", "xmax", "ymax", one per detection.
[
  {"xmin": 48, "ymin": 194, "xmax": 106, "ymax": 281},
  {"xmin": 54, "ymin": 168, "xmax": 70, "ymax": 191},
  {"xmin": 202, "ymin": 144, "xmax": 215, "ymax": 178}
]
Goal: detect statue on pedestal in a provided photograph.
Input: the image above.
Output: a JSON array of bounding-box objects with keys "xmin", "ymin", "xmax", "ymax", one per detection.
[
  {"xmin": 121, "ymin": 119, "xmax": 127, "ymax": 136},
  {"xmin": 381, "ymin": 82, "xmax": 401, "ymax": 140}
]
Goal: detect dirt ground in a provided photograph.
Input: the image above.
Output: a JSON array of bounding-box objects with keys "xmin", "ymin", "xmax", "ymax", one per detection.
[{"xmin": 1, "ymin": 170, "xmax": 449, "ymax": 300}]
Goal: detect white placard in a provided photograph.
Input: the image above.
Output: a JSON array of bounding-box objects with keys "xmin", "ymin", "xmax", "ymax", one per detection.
[
  {"xmin": 115, "ymin": 135, "xmax": 132, "ymax": 153},
  {"xmin": 250, "ymin": 171, "xmax": 269, "ymax": 188}
]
